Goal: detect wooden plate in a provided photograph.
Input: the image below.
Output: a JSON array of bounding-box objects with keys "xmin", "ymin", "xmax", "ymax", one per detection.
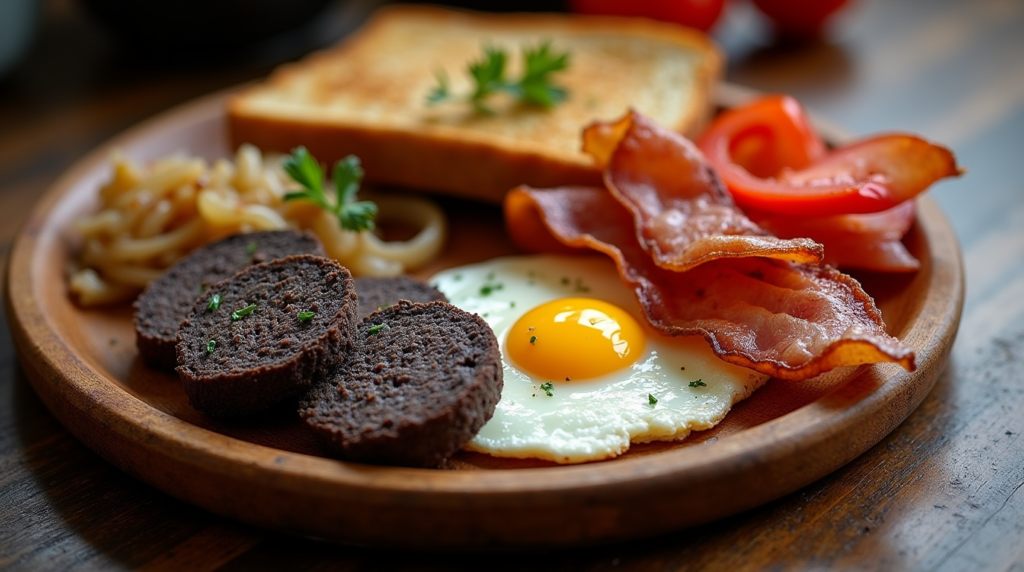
[{"xmin": 4, "ymin": 88, "xmax": 963, "ymax": 548}]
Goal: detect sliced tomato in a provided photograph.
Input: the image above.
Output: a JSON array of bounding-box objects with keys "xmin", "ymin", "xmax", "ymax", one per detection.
[
  {"xmin": 752, "ymin": 0, "xmax": 850, "ymax": 37},
  {"xmin": 697, "ymin": 95, "xmax": 962, "ymax": 217},
  {"xmin": 704, "ymin": 94, "xmax": 826, "ymax": 177},
  {"xmin": 569, "ymin": 0, "xmax": 726, "ymax": 32}
]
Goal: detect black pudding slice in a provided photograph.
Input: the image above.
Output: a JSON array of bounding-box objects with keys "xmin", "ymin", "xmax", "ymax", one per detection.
[
  {"xmin": 299, "ymin": 300, "xmax": 503, "ymax": 468},
  {"xmin": 134, "ymin": 230, "xmax": 325, "ymax": 370},
  {"xmin": 353, "ymin": 276, "xmax": 448, "ymax": 319},
  {"xmin": 176, "ymin": 254, "xmax": 357, "ymax": 418}
]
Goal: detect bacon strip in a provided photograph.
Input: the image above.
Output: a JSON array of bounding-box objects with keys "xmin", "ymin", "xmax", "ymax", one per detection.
[
  {"xmin": 748, "ymin": 201, "xmax": 920, "ymax": 272},
  {"xmin": 579, "ymin": 112, "xmax": 823, "ymax": 272},
  {"xmin": 505, "ymin": 186, "xmax": 916, "ymax": 380}
]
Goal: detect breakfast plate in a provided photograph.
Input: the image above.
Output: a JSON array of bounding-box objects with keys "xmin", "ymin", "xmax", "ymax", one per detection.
[{"xmin": 5, "ymin": 86, "xmax": 963, "ymax": 548}]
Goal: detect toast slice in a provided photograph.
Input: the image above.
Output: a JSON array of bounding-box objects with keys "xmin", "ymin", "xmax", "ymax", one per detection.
[{"xmin": 227, "ymin": 5, "xmax": 723, "ymax": 203}]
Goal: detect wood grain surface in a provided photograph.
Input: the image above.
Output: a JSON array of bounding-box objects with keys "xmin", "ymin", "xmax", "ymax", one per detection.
[{"xmin": 2, "ymin": 0, "xmax": 1023, "ymax": 569}]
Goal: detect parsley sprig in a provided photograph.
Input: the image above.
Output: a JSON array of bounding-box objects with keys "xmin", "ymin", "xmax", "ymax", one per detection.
[
  {"xmin": 282, "ymin": 147, "xmax": 377, "ymax": 232},
  {"xmin": 428, "ymin": 42, "xmax": 570, "ymax": 114}
]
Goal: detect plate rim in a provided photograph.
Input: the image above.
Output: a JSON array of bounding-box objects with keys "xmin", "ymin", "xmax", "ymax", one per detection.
[{"xmin": 4, "ymin": 85, "xmax": 965, "ymax": 547}]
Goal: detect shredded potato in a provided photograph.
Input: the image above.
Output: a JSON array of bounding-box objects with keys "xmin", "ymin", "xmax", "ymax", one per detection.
[{"xmin": 69, "ymin": 145, "xmax": 447, "ymax": 306}]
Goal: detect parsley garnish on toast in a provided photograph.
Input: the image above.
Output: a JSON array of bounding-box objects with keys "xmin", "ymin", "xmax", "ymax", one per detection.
[{"xmin": 428, "ymin": 42, "xmax": 570, "ymax": 113}]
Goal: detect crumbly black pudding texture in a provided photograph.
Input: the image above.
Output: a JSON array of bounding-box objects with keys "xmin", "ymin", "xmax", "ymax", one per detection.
[
  {"xmin": 353, "ymin": 276, "xmax": 448, "ymax": 319},
  {"xmin": 176, "ymin": 254, "xmax": 357, "ymax": 418},
  {"xmin": 299, "ymin": 300, "xmax": 503, "ymax": 468},
  {"xmin": 134, "ymin": 230, "xmax": 325, "ymax": 370}
]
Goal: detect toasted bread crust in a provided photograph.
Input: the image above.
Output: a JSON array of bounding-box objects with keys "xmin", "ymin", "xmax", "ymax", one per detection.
[{"xmin": 228, "ymin": 5, "xmax": 723, "ymax": 203}]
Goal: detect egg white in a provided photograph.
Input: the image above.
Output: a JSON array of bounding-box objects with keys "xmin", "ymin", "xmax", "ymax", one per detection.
[{"xmin": 431, "ymin": 254, "xmax": 769, "ymax": 464}]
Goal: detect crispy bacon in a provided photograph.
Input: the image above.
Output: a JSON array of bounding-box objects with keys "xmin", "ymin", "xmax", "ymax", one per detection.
[
  {"xmin": 748, "ymin": 201, "xmax": 921, "ymax": 272},
  {"xmin": 506, "ymin": 186, "xmax": 916, "ymax": 380},
  {"xmin": 582, "ymin": 111, "xmax": 823, "ymax": 272}
]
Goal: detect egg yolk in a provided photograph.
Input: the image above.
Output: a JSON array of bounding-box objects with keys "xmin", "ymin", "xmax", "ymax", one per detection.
[{"xmin": 505, "ymin": 297, "xmax": 646, "ymax": 381}]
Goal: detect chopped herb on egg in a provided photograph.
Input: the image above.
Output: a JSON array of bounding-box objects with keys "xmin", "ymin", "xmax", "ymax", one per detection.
[
  {"xmin": 368, "ymin": 323, "xmax": 388, "ymax": 335},
  {"xmin": 689, "ymin": 379, "xmax": 706, "ymax": 388},
  {"xmin": 231, "ymin": 304, "xmax": 257, "ymax": 320},
  {"xmin": 454, "ymin": 274, "xmax": 462, "ymax": 281},
  {"xmin": 480, "ymin": 282, "xmax": 504, "ymax": 296},
  {"xmin": 207, "ymin": 293, "xmax": 222, "ymax": 312},
  {"xmin": 649, "ymin": 394, "xmax": 658, "ymax": 406},
  {"xmin": 561, "ymin": 277, "xmax": 570, "ymax": 285},
  {"xmin": 206, "ymin": 339, "xmax": 216, "ymax": 353},
  {"xmin": 246, "ymin": 241, "xmax": 257, "ymax": 255},
  {"xmin": 298, "ymin": 311, "xmax": 315, "ymax": 322},
  {"xmin": 530, "ymin": 335, "xmax": 537, "ymax": 344},
  {"xmin": 540, "ymin": 381, "xmax": 554, "ymax": 396},
  {"xmin": 509, "ymin": 301, "xmax": 516, "ymax": 308}
]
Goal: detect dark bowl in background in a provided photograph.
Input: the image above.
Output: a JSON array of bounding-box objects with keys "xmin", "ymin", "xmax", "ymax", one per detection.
[{"xmin": 79, "ymin": 0, "xmax": 333, "ymax": 53}]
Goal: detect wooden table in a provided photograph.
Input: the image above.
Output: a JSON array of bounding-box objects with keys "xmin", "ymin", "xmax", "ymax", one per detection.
[{"xmin": 2, "ymin": 0, "xmax": 1022, "ymax": 569}]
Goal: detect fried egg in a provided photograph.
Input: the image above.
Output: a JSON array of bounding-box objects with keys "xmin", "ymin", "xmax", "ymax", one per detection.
[{"xmin": 431, "ymin": 254, "xmax": 769, "ymax": 464}]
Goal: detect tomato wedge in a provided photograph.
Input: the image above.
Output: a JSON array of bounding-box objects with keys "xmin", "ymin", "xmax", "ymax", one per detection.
[{"xmin": 697, "ymin": 95, "xmax": 962, "ymax": 217}]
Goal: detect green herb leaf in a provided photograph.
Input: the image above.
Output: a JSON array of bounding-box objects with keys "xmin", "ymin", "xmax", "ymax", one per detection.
[
  {"xmin": 246, "ymin": 241, "xmax": 257, "ymax": 255},
  {"xmin": 207, "ymin": 293, "xmax": 221, "ymax": 312},
  {"xmin": 530, "ymin": 335, "xmax": 537, "ymax": 344},
  {"xmin": 231, "ymin": 304, "xmax": 257, "ymax": 321},
  {"xmin": 368, "ymin": 323, "xmax": 388, "ymax": 336},
  {"xmin": 540, "ymin": 381, "xmax": 555, "ymax": 396},
  {"xmin": 689, "ymin": 379, "xmax": 707, "ymax": 388},
  {"xmin": 517, "ymin": 42, "xmax": 570, "ymax": 107},
  {"xmin": 427, "ymin": 42, "xmax": 570, "ymax": 113},
  {"xmin": 206, "ymin": 339, "xmax": 216, "ymax": 353},
  {"xmin": 469, "ymin": 46, "xmax": 507, "ymax": 101},
  {"xmin": 426, "ymin": 69, "xmax": 451, "ymax": 104},
  {"xmin": 298, "ymin": 311, "xmax": 315, "ymax": 322},
  {"xmin": 282, "ymin": 146, "xmax": 323, "ymax": 196},
  {"xmin": 340, "ymin": 200, "xmax": 378, "ymax": 233},
  {"xmin": 479, "ymin": 282, "xmax": 503, "ymax": 296},
  {"xmin": 282, "ymin": 147, "xmax": 377, "ymax": 233},
  {"xmin": 648, "ymin": 394, "xmax": 658, "ymax": 406}
]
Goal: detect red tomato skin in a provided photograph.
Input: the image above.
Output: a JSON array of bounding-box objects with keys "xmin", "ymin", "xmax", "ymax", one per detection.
[
  {"xmin": 569, "ymin": 0, "xmax": 726, "ymax": 32},
  {"xmin": 697, "ymin": 94, "xmax": 962, "ymax": 217},
  {"xmin": 701, "ymin": 94, "xmax": 826, "ymax": 178},
  {"xmin": 751, "ymin": 0, "xmax": 850, "ymax": 36}
]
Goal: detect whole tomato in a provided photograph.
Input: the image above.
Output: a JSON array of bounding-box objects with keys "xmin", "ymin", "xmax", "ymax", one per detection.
[
  {"xmin": 751, "ymin": 0, "xmax": 850, "ymax": 36},
  {"xmin": 569, "ymin": 0, "xmax": 727, "ymax": 32}
]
